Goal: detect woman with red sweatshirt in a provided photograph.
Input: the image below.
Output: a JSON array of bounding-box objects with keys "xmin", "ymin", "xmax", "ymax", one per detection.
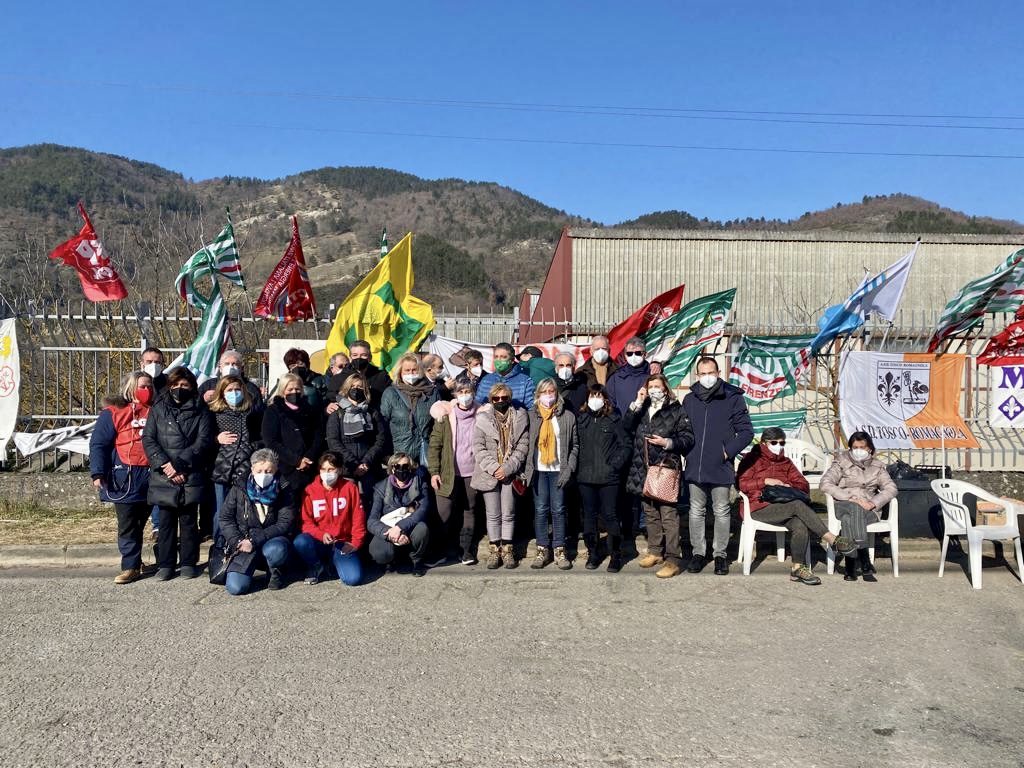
[
  {"xmin": 293, "ymin": 452, "xmax": 367, "ymax": 586},
  {"xmin": 737, "ymin": 427, "xmax": 855, "ymax": 585}
]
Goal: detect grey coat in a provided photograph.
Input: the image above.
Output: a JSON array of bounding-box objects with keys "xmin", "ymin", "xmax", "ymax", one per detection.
[
  {"xmin": 523, "ymin": 401, "xmax": 579, "ymax": 488},
  {"xmin": 470, "ymin": 406, "xmax": 530, "ymax": 492},
  {"xmin": 820, "ymin": 451, "xmax": 898, "ymax": 511}
]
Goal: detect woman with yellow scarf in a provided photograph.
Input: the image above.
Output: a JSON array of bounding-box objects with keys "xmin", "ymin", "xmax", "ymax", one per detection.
[{"xmin": 524, "ymin": 378, "xmax": 579, "ymax": 570}]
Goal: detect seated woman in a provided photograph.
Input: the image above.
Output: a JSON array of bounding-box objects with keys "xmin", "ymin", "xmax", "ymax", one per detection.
[
  {"xmin": 367, "ymin": 453, "xmax": 431, "ymax": 576},
  {"xmin": 218, "ymin": 449, "xmax": 296, "ymax": 595},
  {"xmin": 820, "ymin": 431, "xmax": 898, "ymax": 582},
  {"xmin": 737, "ymin": 427, "xmax": 855, "ymax": 585},
  {"xmin": 294, "ymin": 452, "xmax": 366, "ymax": 586}
]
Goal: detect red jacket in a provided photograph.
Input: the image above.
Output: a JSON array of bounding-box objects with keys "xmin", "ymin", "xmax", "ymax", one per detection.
[
  {"xmin": 300, "ymin": 476, "xmax": 367, "ymax": 549},
  {"xmin": 736, "ymin": 444, "xmax": 809, "ymax": 516},
  {"xmin": 106, "ymin": 402, "xmax": 150, "ymax": 466}
]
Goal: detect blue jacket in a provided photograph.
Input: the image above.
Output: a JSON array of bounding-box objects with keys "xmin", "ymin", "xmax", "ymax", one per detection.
[
  {"xmin": 367, "ymin": 475, "xmax": 430, "ymax": 536},
  {"xmin": 89, "ymin": 407, "xmax": 150, "ymax": 504},
  {"xmin": 682, "ymin": 380, "xmax": 754, "ymax": 486},
  {"xmin": 606, "ymin": 362, "xmax": 651, "ymax": 415},
  {"xmin": 475, "ymin": 363, "xmax": 535, "ymax": 410}
]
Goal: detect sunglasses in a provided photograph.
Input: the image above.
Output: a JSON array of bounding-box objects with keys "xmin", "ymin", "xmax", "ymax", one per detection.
[
  {"xmin": 394, "ymin": 464, "xmax": 413, "ymax": 471},
  {"xmin": 491, "ymin": 395, "xmax": 511, "ymax": 403},
  {"xmin": 766, "ymin": 440, "xmax": 786, "ymax": 446}
]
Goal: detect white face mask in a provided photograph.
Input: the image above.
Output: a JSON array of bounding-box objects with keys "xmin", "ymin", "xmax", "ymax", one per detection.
[
  {"xmin": 457, "ymin": 393, "xmax": 474, "ymax": 408},
  {"xmin": 625, "ymin": 352, "xmax": 645, "ymax": 367},
  {"xmin": 851, "ymin": 448, "xmax": 872, "ymax": 462},
  {"xmin": 469, "ymin": 365, "xmax": 483, "ymax": 378},
  {"xmin": 425, "ymin": 370, "xmax": 440, "ymax": 382},
  {"xmin": 587, "ymin": 397, "xmax": 605, "ymax": 412},
  {"xmin": 143, "ymin": 362, "xmax": 163, "ymax": 378},
  {"xmin": 766, "ymin": 443, "xmax": 784, "ymax": 456},
  {"xmin": 698, "ymin": 374, "xmax": 719, "ymax": 390},
  {"xmin": 592, "ymin": 348, "xmax": 609, "ymax": 364},
  {"xmin": 221, "ymin": 364, "xmax": 240, "ymax": 378},
  {"xmin": 252, "ymin": 472, "xmax": 274, "ymax": 489},
  {"xmin": 649, "ymin": 389, "xmax": 666, "ymax": 403},
  {"xmin": 557, "ymin": 367, "xmax": 573, "ymax": 381},
  {"xmin": 320, "ymin": 470, "xmax": 339, "ymax": 487},
  {"xmin": 402, "ymin": 373, "xmax": 422, "ymax": 385}
]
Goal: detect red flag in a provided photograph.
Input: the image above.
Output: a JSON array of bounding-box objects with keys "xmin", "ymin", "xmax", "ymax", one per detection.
[
  {"xmin": 253, "ymin": 216, "xmax": 318, "ymax": 323},
  {"xmin": 48, "ymin": 203, "xmax": 128, "ymax": 302},
  {"xmin": 978, "ymin": 305, "xmax": 1024, "ymax": 366},
  {"xmin": 605, "ymin": 284, "xmax": 686, "ymax": 360}
]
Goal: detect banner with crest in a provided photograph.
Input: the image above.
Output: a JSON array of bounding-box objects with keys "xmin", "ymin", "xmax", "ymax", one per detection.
[{"xmin": 838, "ymin": 351, "xmax": 978, "ymax": 449}]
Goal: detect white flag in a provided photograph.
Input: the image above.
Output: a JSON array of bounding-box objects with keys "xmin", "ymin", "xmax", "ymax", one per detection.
[
  {"xmin": 0, "ymin": 319, "xmax": 20, "ymax": 461},
  {"xmin": 859, "ymin": 240, "xmax": 919, "ymax": 322}
]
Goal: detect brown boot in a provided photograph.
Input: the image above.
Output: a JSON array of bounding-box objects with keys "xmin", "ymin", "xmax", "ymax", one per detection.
[
  {"xmin": 655, "ymin": 561, "xmax": 681, "ymax": 579},
  {"xmin": 113, "ymin": 568, "xmax": 141, "ymax": 585},
  {"xmin": 554, "ymin": 547, "xmax": 572, "ymax": 570},
  {"xmin": 486, "ymin": 542, "xmax": 502, "ymax": 570},
  {"xmin": 531, "ymin": 546, "xmax": 552, "ymax": 569},
  {"xmin": 637, "ymin": 553, "xmax": 664, "ymax": 568},
  {"xmin": 501, "ymin": 543, "xmax": 518, "ymax": 569}
]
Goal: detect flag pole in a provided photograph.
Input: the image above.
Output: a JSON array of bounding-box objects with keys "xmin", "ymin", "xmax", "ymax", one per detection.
[{"xmin": 878, "ymin": 321, "xmax": 894, "ymax": 352}]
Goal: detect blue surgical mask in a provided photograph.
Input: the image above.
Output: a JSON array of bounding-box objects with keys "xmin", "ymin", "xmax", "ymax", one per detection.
[{"xmin": 225, "ymin": 390, "xmax": 244, "ymax": 407}]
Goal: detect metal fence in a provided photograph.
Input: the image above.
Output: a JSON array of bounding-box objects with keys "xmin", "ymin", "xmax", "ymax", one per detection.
[{"xmin": 4, "ymin": 298, "xmax": 1023, "ymax": 472}]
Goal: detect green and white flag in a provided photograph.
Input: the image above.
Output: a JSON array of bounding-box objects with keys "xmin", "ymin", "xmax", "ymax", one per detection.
[
  {"xmin": 380, "ymin": 227, "xmax": 389, "ymax": 260},
  {"xmin": 928, "ymin": 246, "xmax": 1024, "ymax": 351},
  {"xmin": 175, "ymin": 210, "xmax": 245, "ymax": 305},
  {"xmin": 729, "ymin": 334, "xmax": 815, "ymax": 406},
  {"xmin": 749, "ymin": 409, "xmax": 808, "ymax": 438},
  {"xmin": 172, "ymin": 281, "xmax": 232, "ymax": 381},
  {"xmin": 645, "ymin": 288, "xmax": 736, "ymax": 386}
]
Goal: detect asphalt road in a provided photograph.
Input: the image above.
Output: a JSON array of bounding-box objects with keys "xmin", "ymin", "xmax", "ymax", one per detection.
[{"xmin": 1, "ymin": 556, "xmax": 1022, "ymax": 768}]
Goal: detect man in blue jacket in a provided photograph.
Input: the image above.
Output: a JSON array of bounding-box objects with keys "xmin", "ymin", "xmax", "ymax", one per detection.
[
  {"xmin": 682, "ymin": 356, "xmax": 754, "ymax": 576},
  {"xmin": 475, "ymin": 342, "xmax": 535, "ymax": 409},
  {"xmin": 606, "ymin": 337, "xmax": 651, "ymax": 415}
]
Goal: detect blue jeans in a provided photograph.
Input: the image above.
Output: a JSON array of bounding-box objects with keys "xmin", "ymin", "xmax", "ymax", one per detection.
[
  {"xmin": 533, "ymin": 471, "xmax": 566, "ymax": 548},
  {"xmin": 293, "ymin": 533, "xmax": 363, "ymax": 586},
  {"xmin": 225, "ymin": 537, "xmax": 291, "ymax": 596},
  {"xmin": 213, "ymin": 483, "xmax": 233, "ymax": 541}
]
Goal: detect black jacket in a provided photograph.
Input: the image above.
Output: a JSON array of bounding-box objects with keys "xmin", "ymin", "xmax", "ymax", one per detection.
[
  {"xmin": 218, "ymin": 483, "xmax": 297, "ymax": 573},
  {"xmin": 557, "ymin": 372, "xmax": 589, "ymax": 413},
  {"xmin": 681, "ymin": 380, "xmax": 754, "ymax": 486},
  {"xmin": 211, "ymin": 407, "xmax": 264, "ymax": 487},
  {"xmin": 575, "ymin": 409, "xmax": 632, "ymax": 486},
  {"xmin": 622, "ymin": 400, "xmax": 694, "ymax": 498},
  {"xmin": 327, "ymin": 362, "xmax": 392, "ymax": 407},
  {"xmin": 142, "ymin": 396, "xmax": 214, "ymax": 508},
  {"xmin": 325, "ymin": 405, "xmax": 389, "ymax": 478},
  {"xmin": 261, "ymin": 398, "xmax": 325, "ymax": 489}
]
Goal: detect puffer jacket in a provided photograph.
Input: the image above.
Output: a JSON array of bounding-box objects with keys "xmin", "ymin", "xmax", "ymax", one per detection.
[
  {"xmin": 367, "ymin": 475, "xmax": 430, "ymax": 537},
  {"xmin": 261, "ymin": 398, "xmax": 325, "ymax": 490},
  {"xmin": 211, "ymin": 407, "xmax": 263, "ymax": 488},
  {"xmin": 470, "ymin": 406, "xmax": 530, "ymax": 492},
  {"xmin": 682, "ymin": 380, "xmax": 754, "ymax": 486},
  {"xmin": 523, "ymin": 400, "xmax": 579, "ymax": 488},
  {"xmin": 89, "ymin": 400, "xmax": 151, "ymax": 504},
  {"xmin": 474, "ymin": 363, "xmax": 535, "ymax": 409},
  {"xmin": 142, "ymin": 396, "xmax": 214, "ymax": 508},
  {"xmin": 622, "ymin": 399, "xmax": 694, "ymax": 498},
  {"xmin": 379, "ymin": 385, "xmax": 437, "ymax": 461},
  {"xmin": 736, "ymin": 444, "xmax": 810, "ymax": 517},
  {"xmin": 575, "ymin": 409, "xmax": 631, "ymax": 486},
  {"xmin": 219, "ymin": 482, "xmax": 297, "ymax": 573},
  {"xmin": 821, "ymin": 450, "xmax": 898, "ymax": 510}
]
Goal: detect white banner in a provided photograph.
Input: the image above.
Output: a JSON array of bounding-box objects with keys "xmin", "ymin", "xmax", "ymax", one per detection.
[
  {"xmin": 427, "ymin": 334, "xmax": 587, "ymax": 378},
  {"xmin": 267, "ymin": 338, "xmax": 329, "ymax": 393},
  {"xmin": 0, "ymin": 319, "xmax": 20, "ymax": 460},
  {"xmin": 13, "ymin": 422, "xmax": 94, "ymax": 457},
  {"xmin": 989, "ymin": 365, "xmax": 1024, "ymax": 428}
]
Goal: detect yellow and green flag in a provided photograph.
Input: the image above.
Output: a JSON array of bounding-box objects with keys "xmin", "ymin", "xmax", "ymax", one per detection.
[{"xmin": 326, "ymin": 232, "xmax": 435, "ymax": 372}]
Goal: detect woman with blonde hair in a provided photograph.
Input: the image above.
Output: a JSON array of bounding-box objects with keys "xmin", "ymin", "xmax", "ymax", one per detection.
[
  {"xmin": 261, "ymin": 372, "xmax": 325, "ymax": 493},
  {"xmin": 379, "ymin": 352, "xmax": 438, "ymax": 465},
  {"xmin": 326, "ymin": 372, "xmax": 388, "ymax": 511},
  {"xmin": 208, "ymin": 374, "xmax": 263, "ymax": 539}
]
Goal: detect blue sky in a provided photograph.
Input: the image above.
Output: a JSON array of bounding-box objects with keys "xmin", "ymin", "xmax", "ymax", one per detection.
[{"xmin": 2, "ymin": 1, "xmax": 1022, "ymax": 225}]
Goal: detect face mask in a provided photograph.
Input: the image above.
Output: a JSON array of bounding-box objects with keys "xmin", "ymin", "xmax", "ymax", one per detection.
[
  {"xmin": 469, "ymin": 365, "xmax": 483, "ymax": 378},
  {"xmin": 494, "ymin": 358, "xmax": 512, "ymax": 374},
  {"xmin": 135, "ymin": 387, "xmax": 153, "ymax": 406},
  {"xmin": 351, "ymin": 358, "xmax": 370, "ymax": 372},
  {"xmin": 492, "ymin": 400, "xmax": 511, "ymax": 413},
  {"xmin": 320, "ymin": 470, "xmax": 339, "ymax": 487},
  {"xmin": 625, "ymin": 353, "xmax": 644, "ymax": 367},
  {"xmin": 221, "ymin": 364, "xmax": 240, "ymax": 378},
  {"xmin": 766, "ymin": 443, "xmax": 784, "ymax": 456},
  {"xmin": 225, "ymin": 390, "xmax": 243, "ymax": 407},
  {"xmin": 393, "ymin": 467, "xmax": 414, "ymax": 482},
  {"xmin": 142, "ymin": 362, "xmax": 163, "ymax": 379},
  {"xmin": 457, "ymin": 393, "xmax": 474, "ymax": 408},
  {"xmin": 402, "ymin": 373, "xmax": 422, "ymax": 385},
  {"xmin": 169, "ymin": 387, "xmax": 192, "ymax": 405},
  {"xmin": 649, "ymin": 389, "xmax": 666, "ymax": 403},
  {"xmin": 285, "ymin": 392, "xmax": 302, "ymax": 406},
  {"xmin": 851, "ymin": 448, "xmax": 871, "ymax": 462},
  {"xmin": 252, "ymin": 472, "xmax": 274, "ymax": 489},
  {"xmin": 291, "ymin": 365, "xmax": 308, "ymax": 379},
  {"xmin": 426, "ymin": 370, "xmax": 442, "ymax": 382},
  {"xmin": 539, "ymin": 393, "xmax": 556, "ymax": 408},
  {"xmin": 348, "ymin": 388, "xmax": 366, "ymax": 404},
  {"xmin": 557, "ymin": 367, "xmax": 573, "ymax": 382},
  {"xmin": 698, "ymin": 374, "xmax": 719, "ymax": 390},
  {"xmin": 587, "ymin": 397, "xmax": 605, "ymax": 412},
  {"xmin": 592, "ymin": 349, "xmax": 609, "ymax": 364}
]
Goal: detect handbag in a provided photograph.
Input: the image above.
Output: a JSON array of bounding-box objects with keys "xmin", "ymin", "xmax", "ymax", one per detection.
[
  {"xmin": 208, "ymin": 535, "xmax": 236, "ymax": 586},
  {"xmin": 511, "ymin": 475, "xmax": 527, "ymax": 496},
  {"xmin": 642, "ymin": 439, "xmax": 680, "ymax": 504},
  {"xmin": 759, "ymin": 484, "xmax": 812, "ymax": 505}
]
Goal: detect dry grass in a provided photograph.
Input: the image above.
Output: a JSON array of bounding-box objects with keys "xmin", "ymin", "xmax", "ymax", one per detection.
[{"xmin": 0, "ymin": 497, "xmax": 124, "ymax": 545}]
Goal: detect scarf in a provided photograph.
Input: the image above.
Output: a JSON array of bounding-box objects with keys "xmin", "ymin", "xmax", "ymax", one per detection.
[
  {"xmin": 394, "ymin": 378, "xmax": 434, "ymax": 430},
  {"xmin": 246, "ymin": 474, "xmax": 280, "ymax": 512},
  {"xmin": 536, "ymin": 402, "xmax": 558, "ymax": 466},
  {"xmin": 338, "ymin": 399, "xmax": 373, "ymax": 437},
  {"xmin": 494, "ymin": 409, "xmax": 512, "ymax": 461},
  {"xmin": 694, "ymin": 380, "xmax": 722, "ymax": 402}
]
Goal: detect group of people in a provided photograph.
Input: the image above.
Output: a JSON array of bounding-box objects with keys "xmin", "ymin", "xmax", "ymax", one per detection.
[{"xmin": 89, "ymin": 335, "xmax": 899, "ymax": 594}]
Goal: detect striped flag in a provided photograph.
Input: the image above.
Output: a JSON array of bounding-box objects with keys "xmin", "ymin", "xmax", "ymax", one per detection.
[
  {"xmin": 729, "ymin": 334, "xmax": 815, "ymax": 405},
  {"xmin": 380, "ymin": 227, "xmax": 389, "ymax": 260},
  {"xmin": 175, "ymin": 210, "xmax": 245, "ymax": 304},
  {"xmin": 749, "ymin": 409, "xmax": 808, "ymax": 438},
  {"xmin": 648, "ymin": 288, "xmax": 736, "ymax": 386},
  {"xmin": 167, "ymin": 279, "xmax": 232, "ymax": 382},
  {"xmin": 928, "ymin": 247, "xmax": 1024, "ymax": 352}
]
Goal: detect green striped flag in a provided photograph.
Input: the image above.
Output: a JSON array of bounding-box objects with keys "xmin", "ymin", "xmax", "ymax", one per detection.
[
  {"xmin": 928, "ymin": 246, "xmax": 1024, "ymax": 351},
  {"xmin": 729, "ymin": 334, "xmax": 815, "ymax": 406},
  {"xmin": 168, "ymin": 279, "xmax": 232, "ymax": 380},
  {"xmin": 645, "ymin": 288, "xmax": 736, "ymax": 386},
  {"xmin": 749, "ymin": 409, "xmax": 808, "ymax": 438},
  {"xmin": 175, "ymin": 210, "xmax": 245, "ymax": 304},
  {"xmin": 380, "ymin": 227, "xmax": 389, "ymax": 260}
]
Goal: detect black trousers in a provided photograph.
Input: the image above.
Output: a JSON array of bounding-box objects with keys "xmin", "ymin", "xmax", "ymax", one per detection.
[
  {"xmin": 115, "ymin": 501, "xmax": 151, "ymax": 570},
  {"xmin": 369, "ymin": 521, "xmax": 430, "ymax": 566},
  {"xmin": 434, "ymin": 477, "xmax": 478, "ymax": 554},
  {"xmin": 579, "ymin": 482, "xmax": 621, "ymax": 537},
  {"xmin": 156, "ymin": 503, "xmax": 200, "ymax": 570}
]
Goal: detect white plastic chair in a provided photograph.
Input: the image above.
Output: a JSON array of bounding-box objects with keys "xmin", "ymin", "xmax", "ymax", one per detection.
[
  {"xmin": 931, "ymin": 479, "xmax": 1023, "ymax": 590},
  {"xmin": 824, "ymin": 495, "xmax": 900, "ymax": 577},
  {"xmin": 785, "ymin": 439, "xmax": 828, "ymax": 490},
  {"xmin": 736, "ymin": 490, "xmax": 811, "ymax": 575}
]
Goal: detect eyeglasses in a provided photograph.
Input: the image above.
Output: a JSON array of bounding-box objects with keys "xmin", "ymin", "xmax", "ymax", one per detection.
[
  {"xmin": 394, "ymin": 464, "xmax": 412, "ymax": 471},
  {"xmin": 766, "ymin": 440, "xmax": 786, "ymax": 446},
  {"xmin": 491, "ymin": 395, "xmax": 511, "ymax": 403}
]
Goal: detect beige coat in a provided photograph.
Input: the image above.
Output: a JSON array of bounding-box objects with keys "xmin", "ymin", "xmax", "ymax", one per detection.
[
  {"xmin": 821, "ymin": 451, "xmax": 898, "ymax": 510},
  {"xmin": 470, "ymin": 406, "xmax": 530, "ymax": 492}
]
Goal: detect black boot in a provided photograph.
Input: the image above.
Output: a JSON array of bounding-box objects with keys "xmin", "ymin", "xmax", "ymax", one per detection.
[
  {"xmin": 843, "ymin": 555, "xmax": 858, "ymax": 581},
  {"xmin": 459, "ymin": 529, "xmax": 477, "ymax": 565},
  {"xmin": 858, "ymin": 549, "xmax": 877, "ymax": 582},
  {"xmin": 268, "ymin": 567, "xmax": 285, "ymax": 590},
  {"xmin": 607, "ymin": 536, "xmax": 623, "ymax": 573},
  {"xmin": 584, "ymin": 535, "xmax": 601, "ymax": 570}
]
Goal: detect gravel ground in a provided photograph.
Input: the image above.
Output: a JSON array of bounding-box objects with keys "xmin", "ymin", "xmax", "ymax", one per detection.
[{"xmin": 1, "ymin": 555, "xmax": 1022, "ymax": 768}]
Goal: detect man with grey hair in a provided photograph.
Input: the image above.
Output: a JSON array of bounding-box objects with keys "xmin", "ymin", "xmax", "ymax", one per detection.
[
  {"xmin": 580, "ymin": 334, "xmax": 617, "ymax": 390},
  {"xmin": 554, "ymin": 351, "xmax": 587, "ymax": 412},
  {"xmin": 605, "ymin": 336, "xmax": 650, "ymax": 415},
  {"xmin": 422, "ymin": 353, "xmax": 454, "ymax": 402},
  {"xmin": 199, "ymin": 349, "xmax": 265, "ymax": 412}
]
